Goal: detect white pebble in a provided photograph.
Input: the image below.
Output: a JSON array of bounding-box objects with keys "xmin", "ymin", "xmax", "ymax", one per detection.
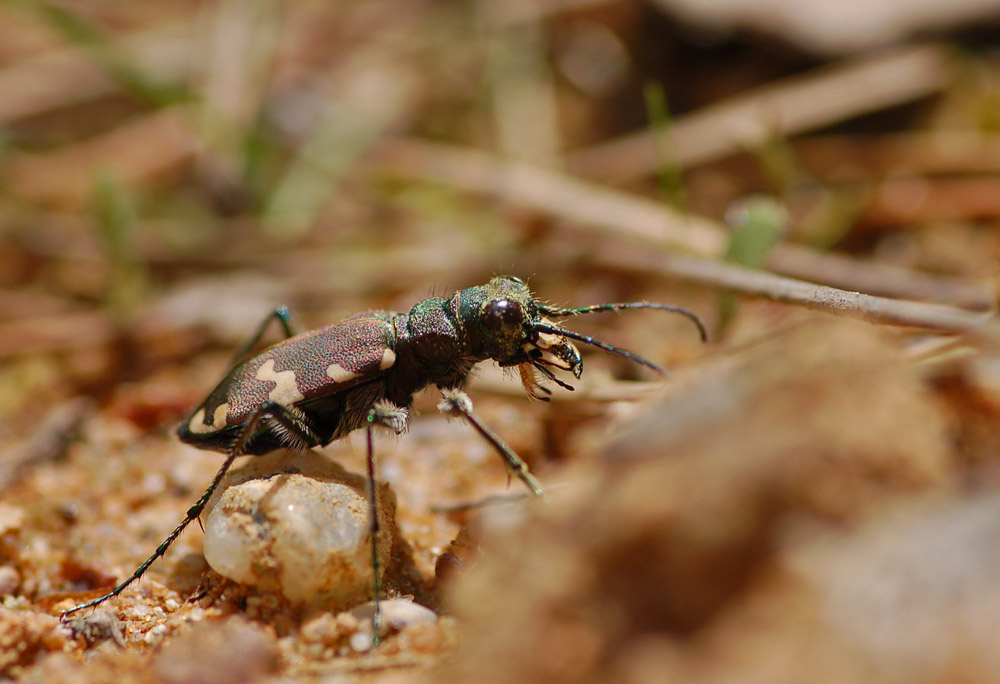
[
  {"xmin": 202, "ymin": 450, "xmax": 395, "ymax": 608},
  {"xmin": 350, "ymin": 599, "xmax": 438, "ymax": 633},
  {"xmin": 349, "ymin": 630, "xmax": 374, "ymax": 652},
  {"xmin": 143, "ymin": 623, "xmax": 168, "ymax": 644}
]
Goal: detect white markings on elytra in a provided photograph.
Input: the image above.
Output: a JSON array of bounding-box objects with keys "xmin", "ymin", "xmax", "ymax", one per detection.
[
  {"xmin": 187, "ymin": 409, "xmax": 209, "ymax": 434},
  {"xmin": 187, "ymin": 402, "xmax": 230, "ymax": 434},
  {"xmin": 327, "ymin": 347, "xmax": 395, "ymax": 383},
  {"xmin": 326, "ymin": 363, "xmax": 358, "ymax": 384},
  {"xmin": 256, "ymin": 358, "xmax": 304, "ymax": 406},
  {"xmin": 380, "ymin": 348, "xmax": 396, "ymax": 370}
]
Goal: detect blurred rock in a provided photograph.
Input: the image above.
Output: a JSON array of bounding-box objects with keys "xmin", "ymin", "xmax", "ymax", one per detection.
[
  {"xmin": 795, "ymin": 492, "xmax": 1000, "ymax": 682},
  {"xmin": 441, "ymin": 316, "xmax": 955, "ymax": 683},
  {"xmin": 63, "ymin": 609, "xmax": 125, "ymax": 648},
  {"xmin": 349, "ymin": 598, "xmax": 438, "ymax": 634},
  {"xmin": 152, "ymin": 617, "xmax": 278, "ymax": 684},
  {"xmin": 0, "ymin": 566, "xmax": 19, "ymax": 596}
]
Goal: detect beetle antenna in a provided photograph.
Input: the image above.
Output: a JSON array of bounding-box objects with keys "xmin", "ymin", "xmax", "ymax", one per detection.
[
  {"xmin": 531, "ymin": 322, "xmax": 665, "ymax": 373},
  {"xmin": 539, "ymin": 302, "xmax": 707, "ymax": 343}
]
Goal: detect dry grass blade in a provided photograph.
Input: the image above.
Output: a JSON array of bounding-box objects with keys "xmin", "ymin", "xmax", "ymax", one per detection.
[
  {"xmin": 372, "ymin": 139, "xmax": 994, "ymax": 310},
  {"xmin": 566, "ymin": 43, "xmax": 951, "ymax": 182},
  {"xmin": 615, "ymin": 250, "xmax": 999, "ymax": 338},
  {"xmin": 1, "ymin": 109, "xmax": 197, "ymax": 207}
]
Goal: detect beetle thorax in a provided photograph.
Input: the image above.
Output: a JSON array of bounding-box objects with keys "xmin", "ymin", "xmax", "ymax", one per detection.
[{"xmin": 400, "ymin": 296, "xmax": 469, "ymax": 383}]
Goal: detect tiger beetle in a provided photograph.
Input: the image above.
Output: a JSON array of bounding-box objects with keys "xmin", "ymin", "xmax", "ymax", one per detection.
[{"xmin": 62, "ymin": 275, "xmax": 706, "ymax": 638}]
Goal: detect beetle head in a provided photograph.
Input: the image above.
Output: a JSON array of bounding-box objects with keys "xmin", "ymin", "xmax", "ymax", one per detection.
[
  {"xmin": 459, "ymin": 276, "xmax": 706, "ymax": 399},
  {"xmin": 467, "ymin": 275, "xmax": 538, "ymax": 362},
  {"xmin": 463, "ymin": 276, "xmax": 584, "ymax": 379}
]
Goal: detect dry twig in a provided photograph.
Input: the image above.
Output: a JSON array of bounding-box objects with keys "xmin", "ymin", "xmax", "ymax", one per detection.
[
  {"xmin": 371, "ymin": 139, "xmax": 994, "ymax": 312},
  {"xmin": 566, "ymin": 43, "xmax": 950, "ymax": 182},
  {"xmin": 606, "ymin": 249, "xmax": 998, "ymax": 337}
]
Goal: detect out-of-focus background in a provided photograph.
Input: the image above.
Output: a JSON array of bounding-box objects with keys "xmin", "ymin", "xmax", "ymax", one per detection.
[{"xmin": 3, "ymin": 0, "xmax": 1000, "ymax": 682}]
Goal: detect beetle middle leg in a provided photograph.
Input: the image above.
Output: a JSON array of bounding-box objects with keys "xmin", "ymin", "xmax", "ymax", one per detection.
[
  {"xmin": 364, "ymin": 400, "xmax": 409, "ymax": 641},
  {"xmin": 437, "ymin": 388, "xmax": 544, "ymax": 497}
]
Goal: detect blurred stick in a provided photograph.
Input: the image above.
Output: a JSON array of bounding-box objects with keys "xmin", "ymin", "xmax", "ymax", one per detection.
[
  {"xmin": 0, "ymin": 311, "xmax": 116, "ymax": 357},
  {"xmin": 794, "ymin": 131, "xmax": 1000, "ymax": 178},
  {"xmin": 1, "ymin": 109, "xmax": 197, "ymax": 207},
  {"xmin": 480, "ymin": 0, "xmax": 562, "ymax": 168},
  {"xmin": 567, "ymin": 44, "xmax": 950, "ymax": 182},
  {"xmin": 849, "ymin": 175, "xmax": 1000, "ymax": 227},
  {"xmin": 0, "ymin": 399, "xmax": 93, "ymax": 490},
  {"xmin": 0, "ymin": 18, "xmax": 194, "ymax": 124},
  {"xmin": 371, "ymin": 139, "xmax": 994, "ymax": 311},
  {"xmin": 605, "ymin": 249, "xmax": 998, "ymax": 338}
]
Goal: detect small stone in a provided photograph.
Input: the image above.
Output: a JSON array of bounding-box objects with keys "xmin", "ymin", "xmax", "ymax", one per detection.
[
  {"xmin": 0, "ymin": 567, "xmax": 20, "ymax": 596},
  {"xmin": 0, "ymin": 505, "xmax": 24, "ymax": 535},
  {"xmin": 143, "ymin": 623, "xmax": 168, "ymax": 645},
  {"xmin": 350, "ymin": 599, "xmax": 438, "ymax": 634},
  {"xmin": 349, "ymin": 630, "xmax": 374, "ymax": 653},
  {"xmin": 202, "ymin": 450, "xmax": 395, "ymax": 609},
  {"xmin": 63, "ymin": 609, "xmax": 125, "ymax": 648},
  {"xmin": 300, "ymin": 613, "xmax": 339, "ymax": 644}
]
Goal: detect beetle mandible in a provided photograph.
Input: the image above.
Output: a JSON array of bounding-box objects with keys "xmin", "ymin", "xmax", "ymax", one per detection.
[{"xmin": 62, "ymin": 275, "xmax": 706, "ymax": 633}]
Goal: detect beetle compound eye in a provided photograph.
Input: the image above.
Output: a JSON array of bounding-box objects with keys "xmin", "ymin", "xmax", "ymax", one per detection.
[{"xmin": 483, "ymin": 299, "xmax": 523, "ymax": 333}]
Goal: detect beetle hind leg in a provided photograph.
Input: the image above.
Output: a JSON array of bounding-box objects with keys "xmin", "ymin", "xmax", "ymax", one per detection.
[
  {"xmin": 62, "ymin": 447, "xmax": 242, "ymax": 621},
  {"xmin": 61, "ymin": 401, "xmax": 320, "ymax": 622},
  {"xmin": 250, "ymin": 403, "xmax": 324, "ymax": 452},
  {"xmin": 229, "ymin": 306, "xmax": 296, "ymax": 367}
]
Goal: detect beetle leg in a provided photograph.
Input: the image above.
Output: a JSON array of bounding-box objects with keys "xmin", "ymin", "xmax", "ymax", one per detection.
[
  {"xmin": 60, "ymin": 401, "xmax": 315, "ymax": 621},
  {"xmin": 61, "ymin": 447, "xmax": 242, "ymax": 620},
  {"xmin": 228, "ymin": 306, "xmax": 296, "ymax": 367},
  {"xmin": 437, "ymin": 388, "xmax": 544, "ymax": 497},
  {"xmin": 246, "ymin": 403, "xmax": 323, "ymax": 452},
  {"xmin": 364, "ymin": 401, "xmax": 409, "ymax": 644}
]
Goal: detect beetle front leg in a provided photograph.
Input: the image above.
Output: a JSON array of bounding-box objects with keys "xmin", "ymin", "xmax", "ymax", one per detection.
[{"xmin": 437, "ymin": 388, "xmax": 544, "ymax": 497}]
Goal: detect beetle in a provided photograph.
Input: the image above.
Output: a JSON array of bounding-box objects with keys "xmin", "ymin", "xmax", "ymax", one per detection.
[{"xmin": 62, "ymin": 275, "xmax": 706, "ymax": 634}]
